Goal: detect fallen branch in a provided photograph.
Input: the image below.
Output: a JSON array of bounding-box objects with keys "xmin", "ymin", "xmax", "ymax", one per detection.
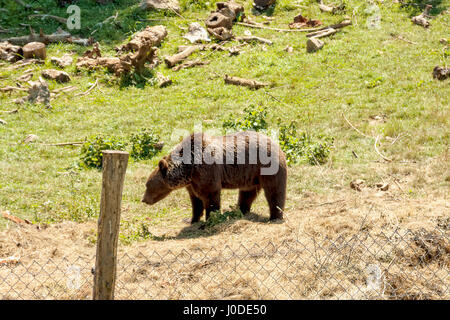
[
  {"xmin": 6, "ymin": 59, "xmax": 44, "ymax": 70},
  {"xmin": 52, "ymin": 86, "xmax": 77, "ymax": 94},
  {"xmin": 172, "ymin": 59, "xmax": 210, "ymax": 71},
  {"xmin": 14, "ymin": 0, "xmax": 31, "ymax": 8},
  {"xmin": 2, "ymin": 28, "xmax": 92, "ymax": 46},
  {"xmin": 224, "ymin": 75, "xmax": 269, "ymax": 89},
  {"xmin": 43, "ymin": 141, "xmax": 84, "ymax": 146},
  {"xmin": 75, "ymin": 79, "xmax": 98, "ymax": 97},
  {"xmin": 0, "ymin": 86, "xmax": 28, "ymax": 93},
  {"xmin": 165, "ymin": 46, "xmax": 199, "ymax": 68},
  {"xmin": 342, "ymin": 112, "xmax": 373, "ymax": 139},
  {"xmin": 235, "ymin": 36, "xmax": 273, "ymax": 45},
  {"xmin": 306, "ymin": 27, "xmax": 337, "ymax": 38},
  {"xmin": 1, "ymin": 211, "xmax": 32, "ymax": 226},
  {"xmin": 236, "ymin": 22, "xmax": 323, "ymax": 32},
  {"xmin": 392, "ymin": 34, "xmax": 418, "ymax": 45},
  {"xmin": 374, "ymin": 135, "xmax": 392, "ymax": 162},
  {"xmin": 28, "ymin": 14, "xmax": 68, "ymax": 24},
  {"xmin": 0, "ymin": 109, "xmax": 19, "ymax": 114}
]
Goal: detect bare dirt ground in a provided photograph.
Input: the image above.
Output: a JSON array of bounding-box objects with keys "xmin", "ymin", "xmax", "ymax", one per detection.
[{"xmin": 0, "ymin": 159, "xmax": 449, "ymax": 300}]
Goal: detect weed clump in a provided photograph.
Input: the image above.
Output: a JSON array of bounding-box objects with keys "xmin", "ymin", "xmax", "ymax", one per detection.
[
  {"xmin": 129, "ymin": 129, "xmax": 161, "ymax": 161},
  {"xmin": 80, "ymin": 135, "xmax": 127, "ymax": 169},
  {"xmin": 80, "ymin": 129, "xmax": 162, "ymax": 169},
  {"xmin": 223, "ymin": 105, "xmax": 268, "ymax": 132},
  {"xmin": 206, "ymin": 208, "xmax": 243, "ymax": 228},
  {"xmin": 278, "ymin": 120, "xmax": 333, "ymax": 165}
]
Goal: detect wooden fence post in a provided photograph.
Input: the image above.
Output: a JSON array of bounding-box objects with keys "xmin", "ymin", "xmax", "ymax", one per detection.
[{"xmin": 93, "ymin": 150, "xmax": 129, "ymax": 300}]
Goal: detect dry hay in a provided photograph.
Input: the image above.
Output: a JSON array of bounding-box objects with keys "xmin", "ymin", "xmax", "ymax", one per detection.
[{"xmin": 0, "ymin": 159, "xmax": 449, "ymax": 300}]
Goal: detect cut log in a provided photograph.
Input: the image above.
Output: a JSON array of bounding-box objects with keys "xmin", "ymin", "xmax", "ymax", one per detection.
[
  {"xmin": 224, "ymin": 75, "xmax": 269, "ymax": 89},
  {"xmin": 22, "ymin": 41, "xmax": 46, "ymax": 60},
  {"xmin": 156, "ymin": 72, "xmax": 172, "ymax": 87},
  {"xmin": 28, "ymin": 14, "xmax": 68, "ymax": 24},
  {"xmin": 164, "ymin": 46, "xmax": 198, "ymax": 68},
  {"xmin": 140, "ymin": 0, "xmax": 180, "ymax": 12},
  {"xmin": 235, "ymin": 36, "xmax": 273, "ymax": 45}
]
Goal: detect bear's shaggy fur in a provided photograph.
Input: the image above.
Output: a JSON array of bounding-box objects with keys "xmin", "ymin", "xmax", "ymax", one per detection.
[{"xmin": 142, "ymin": 131, "xmax": 287, "ymax": 223}]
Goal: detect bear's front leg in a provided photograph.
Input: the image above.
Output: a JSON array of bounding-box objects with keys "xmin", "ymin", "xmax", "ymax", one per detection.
[
  {"xmin": 203, "ymin": 191, "xmax": 221, "ymax": 221},
  {"xmin": 187, "ymin": 186, "xmax": 204, "ymax": 224}
]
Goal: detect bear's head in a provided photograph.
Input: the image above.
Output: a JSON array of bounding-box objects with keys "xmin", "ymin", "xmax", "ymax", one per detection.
[{"xmin": 142, "ymin": 154, "xmax": 191, "ymax": 205}]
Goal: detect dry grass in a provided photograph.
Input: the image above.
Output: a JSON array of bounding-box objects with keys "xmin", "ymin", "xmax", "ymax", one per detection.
[{"xmin": 1, "ymin": 159, "xmax": 448, "ymax": 300}]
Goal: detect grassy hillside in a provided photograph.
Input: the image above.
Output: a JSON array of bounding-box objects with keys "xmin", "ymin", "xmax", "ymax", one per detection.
[{"xmin": 0, "ymin": 0, "xmax": 448, "ymax": 241}]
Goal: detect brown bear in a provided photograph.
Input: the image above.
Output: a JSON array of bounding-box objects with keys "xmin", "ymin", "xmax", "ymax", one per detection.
[{"xmin": 142, "ymin": 131, "xmax": 287, "ymax": 223}]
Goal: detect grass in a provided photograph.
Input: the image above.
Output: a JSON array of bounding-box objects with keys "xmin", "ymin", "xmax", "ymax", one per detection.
[{"xmin": 0, "ymin": 0, "xmax": 449, "ymax": 238}]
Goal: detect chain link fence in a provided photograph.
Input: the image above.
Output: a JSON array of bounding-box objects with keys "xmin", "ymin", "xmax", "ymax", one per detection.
[{"xmin": 0, "ymin": 226, "xmax": 448, "ymax": 300}]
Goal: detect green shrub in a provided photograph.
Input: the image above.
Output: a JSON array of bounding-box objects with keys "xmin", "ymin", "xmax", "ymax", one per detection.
[
  {"xmin": 278, "ymin": 120, "xmax": 333, "ymax": 165},
  {"xmin": 223, "ymin": 105, "xmax": 268, "ymax": 132},
  {"xmin": 206, "ymin": 208, "xmax": 243, "ymax": 228},
  {"xmin": 129, "ymin": 129, "xmax": 161, "ymax": 160},
  {"xmin": 80, "ymin": 135, "xmax": 127, "ymax": 169},
  {"xmin": 180, "ymin": 0, "xmax": 219, "ymax": 11}
]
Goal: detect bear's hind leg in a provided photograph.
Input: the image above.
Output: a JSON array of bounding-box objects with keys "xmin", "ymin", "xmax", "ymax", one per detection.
[
  {"xmin": 188, "ymin": 187, "xmax": 204, "ymax": 224},
  {"xmin": 262, "ymin": 185, "xmax": 286, "ymax": 220},
  {"xmin": 238, "ymin": 187, "xmax": 260, "ymax": 214}
]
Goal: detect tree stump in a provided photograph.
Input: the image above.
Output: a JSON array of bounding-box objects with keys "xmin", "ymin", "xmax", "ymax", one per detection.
[{"xmin": 22, "ymin": 42, "xmax": 46, "ymax": 60}]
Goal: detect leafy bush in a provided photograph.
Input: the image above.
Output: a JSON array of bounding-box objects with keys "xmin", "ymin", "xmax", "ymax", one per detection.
[
  {"xmin": 223, "ymin": 105, "xmax": 268, "ymax": 132},
  {"xmin": 206, "ymin": 208, "xmax": 243, "ymax": 228},
  {"xmin": 278, "ymin": 120, "xmax": 333, "ymax": 165},
  {"xmin": 119, "ymin": 220, "xmax": 154, "ymax": 245},
  {"xmin": 80, "ymin": 135, "xmax": 127, "ymax": 169},
  {"xmin": 180, "ymin": 0, "xmax": 219, "ymax": 11},
  {"xmin": 129, "ymin": 129, "xmax": 161, "ymax": 160}
]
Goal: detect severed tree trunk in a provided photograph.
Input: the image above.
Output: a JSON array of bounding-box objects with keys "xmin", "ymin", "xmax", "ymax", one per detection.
[{"xmin": 22, "ymin": 42, "xmax": 46, "ymax": 59}]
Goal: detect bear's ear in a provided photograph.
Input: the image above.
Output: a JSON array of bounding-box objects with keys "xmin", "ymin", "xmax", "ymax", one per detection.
[{"xmin": 159, "ymin": 159, "xmax": 168, "ymax": 175}]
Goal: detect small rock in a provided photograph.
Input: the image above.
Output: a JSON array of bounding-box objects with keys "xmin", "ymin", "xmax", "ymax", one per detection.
[
  {"xmin": 306, "ymin": 38, "xmax": 324, "ymax": 53},
  {"xmin": 376, "ymin": 183, "xmax": 389, "ymax": 191},
  {"xmin": 156, "ymin": 72, "xmax": 172, "ymax": 88},
  {"xmin": 15, "ymin": 77, "xmax": 51, "ymax": 106},
  {"xmin": 439, "ymin": 38, "xmax": 448, "ymax": 44},
  {"xmin": 284, "ymin": 45, "xmax": 294, "ymax": 53},
  {"xmin": 350, "ymin": 179, "xmax": 365, "ymax": 191},
  {"xmin": 50, "ymin": 54, "xmax": 73, "ymax": 68},
  {"xmin": 23, "ymin": 134, "xmax": 38, "ymax": 144},
  {"xmin": 433, "ymin": 66, "xmax": 450, "ymax": 80},
  {"xmin": 183, "ymin": 22, "xmax": 210, "ymax": 44},
  {"xmin": 41, "ymin": 69, "xmax": 71, "ymax": 83},
  {"xmin": 155, "ymin": 141, "xmax": 165, "ymax": 150}
]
